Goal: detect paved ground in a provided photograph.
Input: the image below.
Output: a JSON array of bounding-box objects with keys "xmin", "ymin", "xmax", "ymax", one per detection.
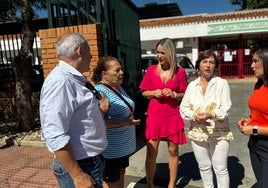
[
  {"xmin": 0, "ymin": 146, "xmax": 58, "ymax": 187},
  {"xmin": 0, "ymin": 77, "xmax": 257, "ymax": 188},
  {"xmin": 125, "ymin": 77, "xmax": 257, "ymax": 188}
]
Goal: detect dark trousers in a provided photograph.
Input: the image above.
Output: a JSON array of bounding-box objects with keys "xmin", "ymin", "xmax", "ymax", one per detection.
[{"xmin": 248, "ymin": 136, "xmax": 268, "ymax": 188}]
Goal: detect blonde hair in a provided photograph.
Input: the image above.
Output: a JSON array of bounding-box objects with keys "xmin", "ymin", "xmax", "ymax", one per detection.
[{"xmin": 156, "ymin": 38, "xmax": 177, "ymax": 79}]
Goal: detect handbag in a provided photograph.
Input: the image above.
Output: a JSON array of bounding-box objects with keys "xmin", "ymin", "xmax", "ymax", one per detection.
[{"xmin": 99, "ymin": 82, "xmax": 133, "ymax": 112}]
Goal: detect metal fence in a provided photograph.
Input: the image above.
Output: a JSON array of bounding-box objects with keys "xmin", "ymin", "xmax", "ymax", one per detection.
[
  {"xmin": 46, "ymin": 0, "xmax": 142, "ymax": 96},
  {"xmin": 0, "ymin": 34, "xmax": 43, "ymax": 92},
  {"xmin": 216, "ymin": 49, "xmax": 254, "ymax": 78},
  {"xmin": 0, "ymin": 34, "xmax": 41, "ymax": 65}
]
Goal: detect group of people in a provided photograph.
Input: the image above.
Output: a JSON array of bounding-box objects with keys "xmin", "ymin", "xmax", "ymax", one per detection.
[
  {"xmin": 40, "ymin": 33, "xmax": 140, "ymax": 188},
  {"xmin": 40, "ymin": 32, "xmax": 268, "ymax": 188}
]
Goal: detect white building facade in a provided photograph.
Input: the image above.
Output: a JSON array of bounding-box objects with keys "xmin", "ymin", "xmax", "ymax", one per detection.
[{"xmin": 139, "ymin": 8, "xmax": 268, "ymax": 78}]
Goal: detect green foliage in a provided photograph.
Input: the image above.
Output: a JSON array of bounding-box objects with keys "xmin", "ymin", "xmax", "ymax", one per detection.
[
  {"xmin": 0, "ymin": 0, "xmax": 47, "ymax": 131},
  {"xmin": 0, "ymin": 1, "xmax": 17, "ymax": 21},
  {"xmin": 0, "ymin": 0, "xmax": 46, "ymax": 21},
  {"xmin": 230, "ymin": 0, "xmax": 268, "ymax": 10}
]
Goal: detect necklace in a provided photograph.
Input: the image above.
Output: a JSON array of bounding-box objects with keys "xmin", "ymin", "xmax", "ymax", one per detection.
[
  {"xmin": 160, "ymin": 70, "xmax": 170, "ymax": 76},
  {"xmin": 160, "ymin": 69, "xmax": 171, "ymax": 83}
]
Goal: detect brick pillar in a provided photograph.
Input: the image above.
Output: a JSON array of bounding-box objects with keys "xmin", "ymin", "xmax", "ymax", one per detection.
[{"xmin": 39, "ymin": 24, "xmax": 104, "ymax": 81}]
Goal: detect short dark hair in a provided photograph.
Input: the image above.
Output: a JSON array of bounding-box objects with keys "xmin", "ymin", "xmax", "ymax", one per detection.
[
  {"xmin": 195, "ymin": 49, "xmax": 219, "ymax": 70},
  {"xmin": 91, "ymin": 56, "xmax": 118, "ymax": 84}
]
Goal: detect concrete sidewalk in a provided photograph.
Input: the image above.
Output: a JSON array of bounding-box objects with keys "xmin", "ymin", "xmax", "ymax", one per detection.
[{"xmin": 0, "ymin": 145, "xmax": 58, "ymax": 187}]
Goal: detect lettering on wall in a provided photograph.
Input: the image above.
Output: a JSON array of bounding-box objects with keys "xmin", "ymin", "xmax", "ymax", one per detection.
[{"xmin": 208, "ymin": 19, "xmax": 268, "ymax": 35}]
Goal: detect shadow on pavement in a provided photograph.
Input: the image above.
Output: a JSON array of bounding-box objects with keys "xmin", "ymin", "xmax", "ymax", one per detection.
[
  {"xmin": 228, "ymin": 156, "xmax": 245, "ymax": 188},
  {"xmin": 134, "ymin": 153, "xmax": 245, "ymax": 188},
  {"xmin": 176, "ymin": 152, "xmax": 201, "ymax": 187},
  {"xmin": 134, "ymin": 152, "xmax": 200, "ymax": 188}
]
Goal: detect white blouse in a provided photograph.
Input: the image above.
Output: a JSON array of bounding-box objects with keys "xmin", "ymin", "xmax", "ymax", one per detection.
[{"xmin": 180, "ymin": 76, "xmax": 234, "ymax": 142}]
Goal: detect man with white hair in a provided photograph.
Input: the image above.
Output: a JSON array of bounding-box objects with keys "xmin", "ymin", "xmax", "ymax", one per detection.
[{"xmin": 40, "ymin": 33, "xmax": 107, "ymax": 188}]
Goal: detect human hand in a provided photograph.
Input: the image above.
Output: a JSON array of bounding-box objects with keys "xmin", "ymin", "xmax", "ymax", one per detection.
[
  {"xmin": 238, "ymin": 124, "xmax": 254, "ymax": 136},
  {"xmin": 154, "ymin": 89, "xmax": 163, "ymax": 98},
  {"xmin": 194, "ymin": 112, "xmax": 211, "ymax": 123},
  {"xmin": 237, "ymin": 118, "xmax": 250, "ymax": 128},
  {"xmin": 131, "ymin": 119, "xmax": 141, "ymax": 126},
  {"xmin": 161, "ymin": 88, "xmax": 173, "ymax": 97},
  {"xmin": 73, "ymin": 171, "xmax": 95, "ymax": 188},
  {"xmin": 126, "ymin": 115, "xmax": 141, "ymax": 126},
  {"xmin": 99, "ymin": 93, "xmax": 109, "ymax": 113},
  {"xmin": 121, "ymin": 115, "xmax": 141, "ymax": 126}
]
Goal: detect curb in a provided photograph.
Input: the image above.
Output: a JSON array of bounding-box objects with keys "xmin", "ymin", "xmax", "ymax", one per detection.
[
  {"xmin": 226, "ymin": 77, "xmax": 256, "ymax": 83},
  {"xmin": 0, "ymin": 138, "xmax": 46, "ymax": 148}
]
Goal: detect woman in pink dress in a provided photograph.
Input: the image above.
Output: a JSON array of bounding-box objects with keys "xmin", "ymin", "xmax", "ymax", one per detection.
[{"xmin": 139, "ymin": 38, "xmax": 188, "ymax": 188}]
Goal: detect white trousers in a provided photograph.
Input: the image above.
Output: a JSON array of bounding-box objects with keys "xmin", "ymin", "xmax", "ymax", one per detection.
[{"xmin": 191, "ymin": 140, "xmax": 230, "ymax": 188}]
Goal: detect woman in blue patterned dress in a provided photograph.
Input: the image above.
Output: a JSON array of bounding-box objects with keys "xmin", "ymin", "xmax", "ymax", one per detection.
[{"xmin": 92, "ymin": 56, "xmax": 141, "ymax": 188}]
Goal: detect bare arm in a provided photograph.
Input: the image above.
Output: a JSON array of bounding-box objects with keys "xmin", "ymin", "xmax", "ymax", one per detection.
[
  {"xmin": 237, "ymin": 117, "xmax": 268, "ymax": 136},
  {"xmin": 142, "ymin": 89, "xmax": 183, "ymax": 101},
  {"xmin": 142, "ymin": 89, "xmax": 162, "ymax": 99},
  {"xmin": 238, "ymin": 125, "xmax": 268, "ymax": 136},
  {"xmin": 252, "ymin": 126, "xmax": 268, "ymax": 136},
  {"xmin": 105, "ymin": 115, "xmax": 141, "ymax": 129}
]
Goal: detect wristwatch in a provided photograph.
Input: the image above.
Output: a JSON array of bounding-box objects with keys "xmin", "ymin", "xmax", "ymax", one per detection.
[{"xmin": 252, "ymin": 125, "xmax": 258, "ymax": 136}]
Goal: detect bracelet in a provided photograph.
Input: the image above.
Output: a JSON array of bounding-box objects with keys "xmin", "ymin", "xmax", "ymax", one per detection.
[
  {"xmin": 173, "ymin": 91, "xmax": 178, "ymax": 99},
  {"xmin": 211, "ymin": 112, "xmax": 216, "ymax": 120}
]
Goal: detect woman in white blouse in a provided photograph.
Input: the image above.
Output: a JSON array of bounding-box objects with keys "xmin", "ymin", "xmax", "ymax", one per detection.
[{"xmin": 180, "ymin": 49, "xmax": 233, "ymax": 188}]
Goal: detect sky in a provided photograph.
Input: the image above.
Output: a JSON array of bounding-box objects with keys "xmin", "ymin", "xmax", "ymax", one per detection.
[
  {"xmin": 131, "ymin": 0, "xmax": 241, "ymax": 15},
  {"xmin": 36, "ymin": 0, "xmax": 241, "ymax": 18}
]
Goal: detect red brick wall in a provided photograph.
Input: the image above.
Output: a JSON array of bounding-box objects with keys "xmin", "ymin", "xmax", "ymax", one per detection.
[
  {"xmin": 0, "ymin": 24, "xmax": 103, "ymax": 119},
  {"xmin": 39, "ymin": 24, "xmax": 104, "ymax": 81}
]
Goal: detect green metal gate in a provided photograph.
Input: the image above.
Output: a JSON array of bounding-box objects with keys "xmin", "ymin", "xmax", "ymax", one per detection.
[
  {"xmin": 46, "ymin": 0, "xmax": 145, "ymax": 121},
  {"xmin": 46, "ymin": 0, "xmax": 142, "ymax": 96}
]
